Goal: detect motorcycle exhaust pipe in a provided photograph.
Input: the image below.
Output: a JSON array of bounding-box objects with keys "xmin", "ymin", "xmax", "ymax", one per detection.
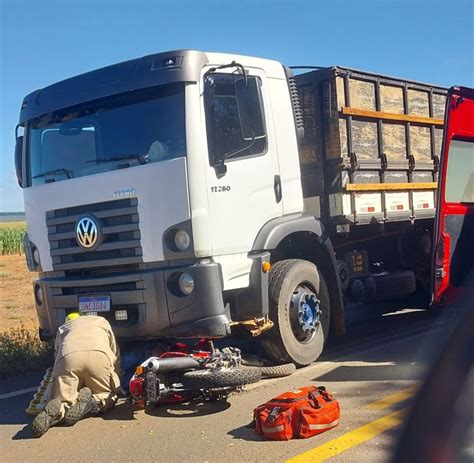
[{"xmin": 147, "ymin": 356, "xmax": 200, "ymax": 372}]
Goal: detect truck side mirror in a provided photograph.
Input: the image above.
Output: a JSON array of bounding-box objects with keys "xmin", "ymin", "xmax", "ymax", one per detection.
[
  {"xmin": 235, "ymin": 76, "xmax": 266, "ymax": 141},
  {"xmin": 15, "ymin": 135, "xmax": 24, "ymax": 188}
]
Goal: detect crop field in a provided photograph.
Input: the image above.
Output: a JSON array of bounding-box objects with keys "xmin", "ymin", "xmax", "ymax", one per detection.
[
  {"xmin": 0, "ymin": 252, "xmax": 38, "ymax": 333},
  {"xmin": 0, "ymin": 252, "xmax": 52, "ymax": 377},
  {"xmin": 0, "ymin": 222, "xmax": 29, "ymax": 329},
  {"xmin": 0, "ymin": 221, "xmax": 26, "ymax": 255},
  {"xmin": 0, "ymin": 222, "xmax": 31, "ymax": 332},
  {"xmin": 0, "ymin": 222, "xmax": 52, "ymax": 377},
  {"xmin": 0, "ymin": 223, "xmax": 36, "ymax": 329}
]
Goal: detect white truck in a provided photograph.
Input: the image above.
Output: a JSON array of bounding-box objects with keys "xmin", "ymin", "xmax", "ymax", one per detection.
[{"xmin": 15, "ymin": 50, "xmax": 447, "ymax": 365}]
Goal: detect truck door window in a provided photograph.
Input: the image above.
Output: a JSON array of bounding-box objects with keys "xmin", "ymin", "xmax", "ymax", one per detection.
[
  {"xmin": 445, "ymin": 140, "xmax": 474, "ymax": 203},
  {"xmin": 205, "ymin": 74, "xmax": 266, "ymax": 166}
]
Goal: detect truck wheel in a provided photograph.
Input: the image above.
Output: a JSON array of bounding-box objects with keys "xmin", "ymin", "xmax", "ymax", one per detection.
[
  {"xmin": 367, "ymin": 270, "xmax": 416, "ymax": 302},
  {"xmin": 260, "ymin": 259, "xmax": 330, "ymax": 366},
  {"xmin": 181, "ymin": 367, "xmax": 261, "ymax": 390}
]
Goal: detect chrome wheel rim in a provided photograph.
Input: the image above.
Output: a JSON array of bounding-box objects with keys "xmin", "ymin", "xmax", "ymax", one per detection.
[{"xmin": 289, "ymin": 284, "xmax": 321, "ymax": 344}]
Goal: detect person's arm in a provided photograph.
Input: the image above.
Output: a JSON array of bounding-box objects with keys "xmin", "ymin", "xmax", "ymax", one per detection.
[
  {"xmin": 108, "ymin": 328, "xmax": 118, "ymax": 356},
  {"xmin": 106, "ymin": 325, "xmax": 122, "ymax": 377},
  {"xmin": 114, "ymin": 343, "xmax": 122, "ymax": 378},
  {"xmin": 54, "ymin": 332, "xmax": 60, "ymax": 353},
  {"xmin": 53, "ymin": 326, "xmax": 63, "ymax": 365}
]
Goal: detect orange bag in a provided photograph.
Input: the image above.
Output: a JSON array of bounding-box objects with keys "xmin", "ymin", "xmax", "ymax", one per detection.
[{"xmin": 253, "ymin": 386, "xmax": 340, "ymax": 440}]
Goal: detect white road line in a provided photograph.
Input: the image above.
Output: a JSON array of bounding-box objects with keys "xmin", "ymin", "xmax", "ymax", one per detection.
[{"xmin": 0, "ymin": 387, "xmax": 36, "ymax": 400}]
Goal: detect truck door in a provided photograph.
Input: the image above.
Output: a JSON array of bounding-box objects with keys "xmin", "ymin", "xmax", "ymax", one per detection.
[
  {"xmin": 432, "ymin": 86, "xmax": 474, "ymax": 305},
  {"xmin": 203, "ymin": 69, "xmax": 283, "ymax": 259}
]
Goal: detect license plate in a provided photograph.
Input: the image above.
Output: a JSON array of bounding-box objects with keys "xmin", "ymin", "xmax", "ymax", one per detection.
[
  {"xmin": 78, "ymin": 295, "xmax": 111, "ymax": 313},
  {"xmin": 146, "ymin": 371, "xmax": 158, "ymax": 402}
]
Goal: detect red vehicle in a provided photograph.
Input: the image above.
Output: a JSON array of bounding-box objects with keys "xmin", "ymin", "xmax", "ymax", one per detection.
[{"xmin": 432, "ymin": 86, "xmax": 474, "ymax": 305}]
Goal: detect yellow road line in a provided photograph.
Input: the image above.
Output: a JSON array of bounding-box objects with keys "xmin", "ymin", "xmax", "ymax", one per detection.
[
  {"xmin": 286, "ymin": 408, "xmax": 407, "ymax": 463},
  {"xmin": 365, "ymin": 384, "xmax": 419, "ymax": 410}
]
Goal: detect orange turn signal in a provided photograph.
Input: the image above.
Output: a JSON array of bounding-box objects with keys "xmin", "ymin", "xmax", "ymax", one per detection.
[
  {"xmin": 262, "ymin": 261, "xmax": 271, "ymax": 273},
  {"xmin": 135, "ymin": 365, "xmax": 144, "ymax": 375}
]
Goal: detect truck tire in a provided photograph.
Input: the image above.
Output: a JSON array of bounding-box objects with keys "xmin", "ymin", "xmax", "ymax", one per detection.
[
  {"xmin": 367, "ymin": 270, "xmax": 417, "ymax": 302},
  {"xmin": 260, "ymin": 259, "xmax": 331, "ymax": 367},
  {"xmin": 181, "ymin": 367, "xmax": 261, "ymax": 390}
]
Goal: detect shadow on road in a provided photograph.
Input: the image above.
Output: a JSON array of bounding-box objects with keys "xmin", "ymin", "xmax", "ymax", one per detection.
[
  {"xmin": 324, "ymin": 305, "xmax": 456, "ymax": 356},
  {"xmin": 99, "ymin": 399, "xmax": 137, "ymax": 421},
  {"xmin": 10, "ymin": 402, "xmax": 138, "ymax": 443},
  {"xmin": 11, "ymin": 424, "xmax": 36, "ymax": 441},
  {"xmin": 227, "ymin": 422, "xmax": 263, "ymax": 442},
  {"xmin": 0, "ymin": 371, "xmax": 45, "ymax": 427},
  {"xmin": 0, "ymin": 394, "xmax": 32, "ymax": 426},
  {"xmin": 321, "ymin": 304, "xmax": 459, "ymax": 365},
  {"xmin": 146, "ymin": 398, "xmax": 231, "ymax": 418},
  {"xmin": 314, "ymin": 364, "xmax": 421, "ymax": 382},
  {"xmin": 308, "ymin": 306, "xmax": 460, "ymax": 398}
]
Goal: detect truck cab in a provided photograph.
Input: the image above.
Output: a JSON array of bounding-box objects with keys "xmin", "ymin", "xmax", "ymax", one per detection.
[{"xmin": 16, "ymin": 51, "xmax": 326, "ymax": 363}]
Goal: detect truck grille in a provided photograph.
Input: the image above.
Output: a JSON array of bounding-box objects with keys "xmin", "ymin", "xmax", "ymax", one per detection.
[
  {"xmin": 46, "ymin": 198, "xmax": 143, "ymax": 270},
  {"xmin": 61, "ymin": 281, "xmax": 137, "ymax": 295}
]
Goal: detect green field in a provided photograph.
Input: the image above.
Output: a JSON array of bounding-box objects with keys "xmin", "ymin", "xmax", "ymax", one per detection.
[
  {"xmin": 0, "ymin": 221, "xmax": 26, "ymax": 228},
  {"xmin": 0, "ymin": 222, "xmax": 26, "ymax": 255}
]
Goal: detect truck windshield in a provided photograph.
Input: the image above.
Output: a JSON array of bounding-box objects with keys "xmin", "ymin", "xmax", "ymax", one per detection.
[{"xmin": 27, "ymin": 83, "xmax": 185, "ymax": 186}]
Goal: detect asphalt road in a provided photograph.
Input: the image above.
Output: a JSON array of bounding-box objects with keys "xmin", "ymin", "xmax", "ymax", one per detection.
[{"xmin": 1, "ymin": 306, "xmax": 471, "ymax": 462}]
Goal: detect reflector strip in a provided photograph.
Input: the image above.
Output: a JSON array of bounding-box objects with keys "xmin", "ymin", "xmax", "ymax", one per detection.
[
  {"xmin": 346, "ymin": 182, "xmax": 438, "ymax": 191},
  {"xmin": 261, "ymin": 425, "xmax": 285, "ymax": 433},
  {"xmin": 308, "ymin": 419, "xmax": 339, "ymax": 430}
]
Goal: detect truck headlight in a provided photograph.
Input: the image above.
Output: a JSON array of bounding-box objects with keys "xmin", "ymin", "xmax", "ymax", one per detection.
[
  {"xmin": 178, "ymin": 273, "xmax": 195, "ymax": 295},
  {"xmin": 174, "ymin": 229, "xmax": 191, "ymax": 251}
]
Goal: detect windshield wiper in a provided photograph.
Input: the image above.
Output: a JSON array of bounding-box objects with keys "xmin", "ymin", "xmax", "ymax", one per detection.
[
  {"xmin": 33, "ymin": 168, "xmax": 72, "ymax": 179},
  {"xmin": 87, "ymin": 154, "xmax": 149, "ymax": 165}
]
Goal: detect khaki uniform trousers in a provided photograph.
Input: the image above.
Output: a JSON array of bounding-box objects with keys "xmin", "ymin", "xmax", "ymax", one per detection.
[{"xmin": 51, "ymin": 350, "xmax": 121, "ymax": 418}]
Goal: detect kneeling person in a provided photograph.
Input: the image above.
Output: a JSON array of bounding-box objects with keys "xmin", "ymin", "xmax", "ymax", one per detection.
[{"xmin": 32, "ymin": 313, "xmax": 121, "ymax": 437}]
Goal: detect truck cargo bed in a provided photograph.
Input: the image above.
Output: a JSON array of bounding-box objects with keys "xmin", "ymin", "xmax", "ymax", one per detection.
[{"xmin": 295, "ymin": 67, "xmax": 447, "ymax": 232}]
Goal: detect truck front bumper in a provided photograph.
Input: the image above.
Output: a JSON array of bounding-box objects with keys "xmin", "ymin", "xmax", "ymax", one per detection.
[{"xmin": 35, "ymin": 260, "xmax": 231, "ymax": 341}]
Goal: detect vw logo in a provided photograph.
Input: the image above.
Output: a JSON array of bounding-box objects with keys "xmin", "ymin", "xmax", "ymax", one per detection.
[{"xmin": 76, "ymin": 216, "xmax": 99, "ymax": 249}]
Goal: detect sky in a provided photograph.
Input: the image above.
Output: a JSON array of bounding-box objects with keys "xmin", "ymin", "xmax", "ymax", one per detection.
[{"xmin": 0, "ymin": 0, "xmax": 473, "ymax": 211}]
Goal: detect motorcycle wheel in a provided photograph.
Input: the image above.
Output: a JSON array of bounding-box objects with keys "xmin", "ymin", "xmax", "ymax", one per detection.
[{"xmin": 181, "ymin": 367, "xmax": 261, "ymax": 390}]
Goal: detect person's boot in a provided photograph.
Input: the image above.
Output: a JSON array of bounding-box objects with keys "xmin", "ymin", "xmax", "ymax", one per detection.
[
  {"xmin": 64, "ymin": 387, "xmax": 99, "ymax": 426},
  {"xmin": 31, "ymin": 399, "xmax": 62, "ymax": 437}
]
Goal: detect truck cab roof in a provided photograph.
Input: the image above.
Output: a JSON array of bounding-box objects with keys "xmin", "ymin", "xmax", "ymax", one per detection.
[{"xmin": 19, "ymin": 49, "xmax": 286, "ymax": 124}]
